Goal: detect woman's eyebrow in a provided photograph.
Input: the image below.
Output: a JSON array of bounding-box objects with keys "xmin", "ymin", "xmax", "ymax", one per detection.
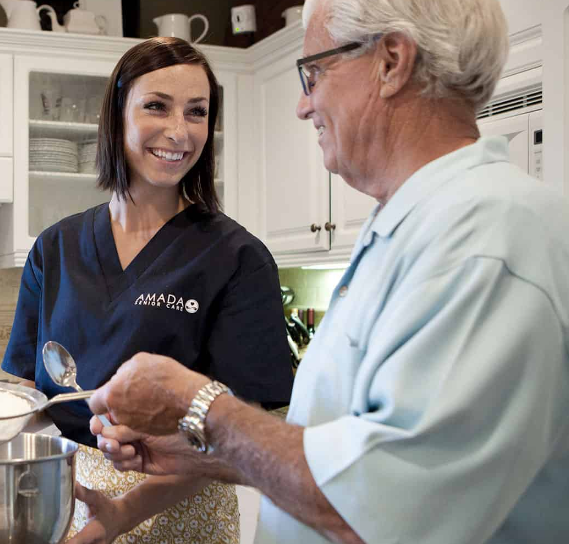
[{"xmin": 143, "ymin": 91, "xmax": 209, "ymax": 104}]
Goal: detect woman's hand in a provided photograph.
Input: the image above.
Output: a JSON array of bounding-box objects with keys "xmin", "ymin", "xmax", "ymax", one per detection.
[{"xmin": 65, "ymin": 484, "xmax": 123, "ymax": 544}]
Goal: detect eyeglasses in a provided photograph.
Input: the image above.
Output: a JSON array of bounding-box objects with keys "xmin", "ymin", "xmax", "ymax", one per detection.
[{"xmin": 296, "ymin": 42, "xmax": 362, "ymax": 96}]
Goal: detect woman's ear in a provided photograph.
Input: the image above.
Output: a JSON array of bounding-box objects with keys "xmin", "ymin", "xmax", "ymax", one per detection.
[{"xmin": 376, "ymin": 32, "xmax": 418, "ymax": 99}]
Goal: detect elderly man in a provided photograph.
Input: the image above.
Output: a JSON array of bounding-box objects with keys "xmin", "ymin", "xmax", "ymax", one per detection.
[{"xmin": 83, "ymin": 0, "xmax": 569, "ymax": 543}]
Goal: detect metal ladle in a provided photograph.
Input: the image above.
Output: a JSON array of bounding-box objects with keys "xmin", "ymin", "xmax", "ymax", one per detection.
[{"xmin": 42, "ymin": 341, "xmax": 111, "ymax": 427}]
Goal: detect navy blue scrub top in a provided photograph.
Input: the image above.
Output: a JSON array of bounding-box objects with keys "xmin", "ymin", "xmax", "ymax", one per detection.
[{"xmin": 2, "ymin": 203, "xmax": 293, "ymax": 447}]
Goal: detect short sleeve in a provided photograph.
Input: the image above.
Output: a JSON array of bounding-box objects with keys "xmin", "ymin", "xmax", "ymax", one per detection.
[
  {"xmin": 2, "ymin": 252, "xmax": 42, "ymax": 380},
  {"xmin": 205, "ymin": 255, "xmax": 293, "ymax": 407},
  {"xmin": 303, "ymin": 257, "xmax": 569, "ymax": 544}
]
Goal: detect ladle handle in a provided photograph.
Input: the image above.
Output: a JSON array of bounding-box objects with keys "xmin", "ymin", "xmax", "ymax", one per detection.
[
  {"xmin": 48, "ymin": 390, "xmax": 112, "ymax": 426},
  {"xmin": 74, "ymin": 384, "xmax": 112, "ymax": 427},
  {"xmin": 29, "ymin": 390, "xmax": 112, "ymax": 430},
  {"xmin": 97, "ymin": 413, "xmax": 112, "ymax": 427},
  {"xmin": 45, "ymin": 390, "xmax": 96, "ymax": 407}
]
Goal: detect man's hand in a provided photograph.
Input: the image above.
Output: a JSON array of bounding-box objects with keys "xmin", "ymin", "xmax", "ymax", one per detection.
[
  {"xmin": 88, "ymin": 352, "xmax": 210, "ymax": 435},
  {"xmin": 92, "ymin": 416, "xmax": 199, "ymax": 476}
]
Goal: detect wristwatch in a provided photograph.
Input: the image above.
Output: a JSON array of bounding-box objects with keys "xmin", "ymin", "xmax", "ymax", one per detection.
[{"xmin": 178, "ymin": 380, "xmax": 233, "ymax": 453}]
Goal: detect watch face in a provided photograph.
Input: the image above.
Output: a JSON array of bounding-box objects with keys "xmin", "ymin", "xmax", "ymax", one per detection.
[
  {"xmin": 189, "ymin": 436, "xmax": 202, "ymax": 449},
  {"xmin": 183, "ymin": 430, "xmax": 206, "ymax": 453},
  {"xmin": 178, "ymin": 421, "xmax": 206, "ymax": 452}
]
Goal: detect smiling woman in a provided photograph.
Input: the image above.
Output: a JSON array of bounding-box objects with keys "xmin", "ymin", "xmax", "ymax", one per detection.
[
  {"xmin": 121, "ymin": 64, "xmax": 210, "ymax": 197},
  {"xmin": 97, "ymin": 37, "xmax": 220, "ymax": 211},
  {"xmin": 1, "ymin": 37, "xmax": 293, "ymax": 544}
]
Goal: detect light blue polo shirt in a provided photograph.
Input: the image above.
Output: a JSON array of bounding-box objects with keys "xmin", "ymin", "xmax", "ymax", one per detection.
[{"xmin": 255, "ymin": 137, "xmax": 569, "ymax": 544}]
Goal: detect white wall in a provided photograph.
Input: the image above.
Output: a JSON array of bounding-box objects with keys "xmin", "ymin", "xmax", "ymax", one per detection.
[
  {"xmin": 499, "ymin": 0, "xmax": 543, "ymax": 35},
  {"xmin": 541, "ymin": 1, "xmax": 569, "ymax": 195},
  {"xmin": 498, "ymin": 0, "xmax": 569, "ymax": 196}
]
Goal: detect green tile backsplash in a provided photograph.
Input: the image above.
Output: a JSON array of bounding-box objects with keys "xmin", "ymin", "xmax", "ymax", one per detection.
[
  {"xmin": 278, "ymin": 267, "xmax": 345, "ymax": 325},
  {"xmin": 1, "ymin": 266, "xmax": 344, "ymax": 371}
]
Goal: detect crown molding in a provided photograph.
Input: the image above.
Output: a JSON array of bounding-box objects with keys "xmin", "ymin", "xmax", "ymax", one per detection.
[
  {"xmin": 249, "ymin": 21, "xmax": 305, "ymax": 69},
  {"xmin": 0, "ymin": 27, "xmax": 140, "ymax": 58},
  {"xmin": 200, "ymin": 44, "xmax": 250, "ymax": 74},
  {"xmin": 503, "ymin": 24, "xmax": 542, "ymax": 78},
  {"xmin": 0, "ymin": 28, "xmax": 251, "ymax": 71},
  {"xmin": 509, "ymin": 24, "xmax": 542, "ymax": 47}
]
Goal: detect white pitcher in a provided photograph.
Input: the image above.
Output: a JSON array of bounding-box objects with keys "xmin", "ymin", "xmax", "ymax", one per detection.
[
  {"xmin": 2, "ymin": 0, "xmax": 42, "ymax": 30},
  {"xmin": 282, "ymin": 5, "xmax": 303, "ymax": 27},
  {"xmin": 39, "ymin": 1, "xmax": 107, "ymax": 35},
  {"xmin": 153, "ymin": 13, "xmax": 209, "ymax": 44}
]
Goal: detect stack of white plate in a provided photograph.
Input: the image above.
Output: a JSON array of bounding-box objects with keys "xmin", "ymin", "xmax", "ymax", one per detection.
[
  {"xmin": 78, "ymin": 141, "xmax": 97, "ymax": 174},
  {"xmin": 29, "ymin": 138, "xmax": 78, "ymax": 173}
]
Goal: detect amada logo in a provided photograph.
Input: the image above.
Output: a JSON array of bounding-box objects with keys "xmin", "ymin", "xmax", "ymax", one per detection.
[{"xmin": 134, "ymin": 293, "xmax": 200, "ymax": 314}]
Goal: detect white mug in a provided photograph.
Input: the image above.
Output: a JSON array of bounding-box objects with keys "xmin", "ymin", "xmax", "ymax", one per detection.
[
  {"xmin": 282, "ymin": 5, "xmax": 303, "ymax": 27},
  {"xmin": 153, "ymin": 13, "xmax": 209, "ymax": 44}
]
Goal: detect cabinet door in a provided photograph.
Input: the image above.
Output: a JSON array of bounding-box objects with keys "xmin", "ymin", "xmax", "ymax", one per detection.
[
  {"xmin": 330, "ymin": 173, "xmax": 376, "ymax": 251},
  {"xmin": 0, "ymin": 53, "xmax": 13, "ymax": 158},
  {"xmin": 256, "ymin": 49, "xmax": 330, "ymax": 254},
  {"xmin": 213, "ymin": 71, "xmax": 237, "ymax": 219},
  {"xmin": 477, "ymin": 112, "xmax": 529, "ymax": 172},
  {"xmin": 3, "ymin": 55, "xmax": 117, "ymax": 265},
  {"xmin": 0, "ymin": 158, "xmax": 13, "ymax": 204}
]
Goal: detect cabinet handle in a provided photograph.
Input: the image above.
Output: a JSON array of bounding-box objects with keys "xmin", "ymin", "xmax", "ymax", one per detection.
[
  {"xmin": 310, "ymin": 223, "xmax": 322, "ymax": 233},
  {"xmin": 324, "ymin": 222, "xmax": 336, "ymax": 232}
]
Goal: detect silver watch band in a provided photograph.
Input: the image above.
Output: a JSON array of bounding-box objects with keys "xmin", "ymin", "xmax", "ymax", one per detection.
[{"xmin": 178, "ymin": 380, "xmax": 232, "ymax": 453}]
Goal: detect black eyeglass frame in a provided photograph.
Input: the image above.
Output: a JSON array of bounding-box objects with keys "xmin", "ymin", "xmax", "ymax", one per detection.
[{"xmin": 296, "ymin": 42, "xmax": 363, "ymax": 96}]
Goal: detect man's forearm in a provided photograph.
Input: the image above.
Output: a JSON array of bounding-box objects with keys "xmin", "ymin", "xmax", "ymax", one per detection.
[{"xmin": 205, "ymin": 396, "xmax": 364, "ymax": 544}]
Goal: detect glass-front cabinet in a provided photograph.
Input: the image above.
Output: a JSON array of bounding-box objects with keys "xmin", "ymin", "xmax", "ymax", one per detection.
[
  {"xmin": 0, "ymin": 31, "xmax": 235, "ymax": 269},
  {"xmin": 0, "ymin": 52, "xmax": 13, "ymax": 204},
  {"xmin": 0, "ymin": 53, "xmax": 117, "ymax": 267},
  {"xmin": 27, "ymin": 70, "xmax": 109, "ymax": 237}
]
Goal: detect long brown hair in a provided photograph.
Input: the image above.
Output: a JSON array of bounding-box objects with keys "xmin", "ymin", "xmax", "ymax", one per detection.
[{"xmin": 96, "ymin": 37, "xmax": 221, "ymax": 213}]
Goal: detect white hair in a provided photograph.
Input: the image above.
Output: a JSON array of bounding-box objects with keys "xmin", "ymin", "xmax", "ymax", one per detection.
[{"xmin": 303, "ymin": 0, "xmax": 509, "ymax": 111}]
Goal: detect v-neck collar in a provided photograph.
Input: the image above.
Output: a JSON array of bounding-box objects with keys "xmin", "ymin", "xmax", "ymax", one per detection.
[{"xmin": 93, "ymin": 203, "xmax": 196, "ymax": 301}]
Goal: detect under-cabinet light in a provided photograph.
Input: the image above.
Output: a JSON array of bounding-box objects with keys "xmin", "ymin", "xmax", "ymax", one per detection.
[{"xmin": 301, "ymin": 262, "xmax": 350, "ymax": 270}]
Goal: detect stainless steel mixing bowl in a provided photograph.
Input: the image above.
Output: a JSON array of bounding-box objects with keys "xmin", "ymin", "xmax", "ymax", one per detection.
[{"xmin": 0, "ymin": 432, "xmax": 78, "ymax": 543}]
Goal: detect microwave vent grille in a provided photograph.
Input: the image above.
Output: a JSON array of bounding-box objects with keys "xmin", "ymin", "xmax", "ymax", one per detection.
[{"xmin": 477, "ymin": 88, "xmax": 542, "ymax": 120}]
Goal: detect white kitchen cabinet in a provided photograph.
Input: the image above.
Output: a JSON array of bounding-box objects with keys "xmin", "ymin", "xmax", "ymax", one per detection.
[
  {"xmin": 0, "ymin": 157, "xmax": 13, "ymax": 204},
  {"xmin": 0, "ymin": 52, "xmax": 116, "ymax": 267},
  {"xmin": 0, "ymin": 8, "xmax": 554, "ymax": 268},
  {"xmin": 0, "ymin": 53, "xmax": 12, "ymax": 158},
  {"xmin": 255, "ymin": 14, "xmax": 548, "ymax": 265},
  {"xmin": 329, "ymin": 174, "xmax": 376, "ymax": 251},
  {"xmin": 0, "ymin": 30, "xmax": 242, "ymax": 268},
  {"xmin": 0, "ymin": 52, "xmax": 13, "ymax": 203},
  {"xmin": 255, "ymin": 43, "xmax": 330, "ymax": 255},
  {"xmin": 253, "ymin": 26, "xmax": 375, "ymax": 266}
]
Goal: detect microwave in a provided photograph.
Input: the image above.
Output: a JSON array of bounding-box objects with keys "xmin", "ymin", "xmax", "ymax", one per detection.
[{"xmin": 477, "ymin": 106, "xmax": 543, "ymax": 181}]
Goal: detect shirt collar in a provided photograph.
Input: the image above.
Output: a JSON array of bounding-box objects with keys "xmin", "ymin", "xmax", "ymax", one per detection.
[{"xmin": 368, "ymin": 136, "xmax": 509, "ymax": 239}]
